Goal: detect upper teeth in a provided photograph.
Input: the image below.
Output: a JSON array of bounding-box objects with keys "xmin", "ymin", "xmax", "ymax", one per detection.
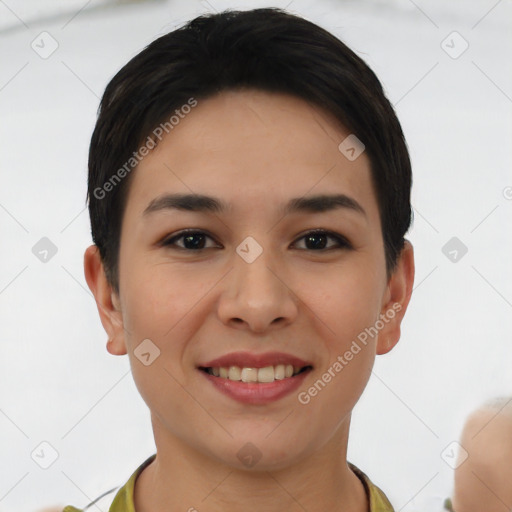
[{"xmin": 208, "ymin": 364, "xmax": 303, "ymax": 383}]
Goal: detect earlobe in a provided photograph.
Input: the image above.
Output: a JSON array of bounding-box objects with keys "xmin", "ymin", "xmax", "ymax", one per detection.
[
  {"xmin": 376, "ymin": 240, "xmax": 415, "ymax": 355},
  {"xmin": 376, "ymin": 337, "xmax": 394, "ymax": 355},
  {"xmin": 106, "ymin": 336, "xmax": 127, "ymax": 356},
  {"xmin": 83, "ymin": 244, "xmax": 127, "ymax": 356}
]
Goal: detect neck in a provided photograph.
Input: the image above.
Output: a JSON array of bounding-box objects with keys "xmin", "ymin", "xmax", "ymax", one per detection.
[{"xmin": 134, "ymin": 415, "xmax": 368, "ymax": 512}]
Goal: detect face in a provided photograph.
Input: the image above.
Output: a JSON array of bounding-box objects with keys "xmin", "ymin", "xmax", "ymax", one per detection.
[{"xmin": 85, "ymin": 89, "xmax": 414, "ymax": 471}]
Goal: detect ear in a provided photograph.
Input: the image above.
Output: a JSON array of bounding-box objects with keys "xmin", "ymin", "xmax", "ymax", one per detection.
[
  {"xmin": 376, "ymin": 239, "xmax": 415, "ymax": 355},
  {"xmin": 83, "ymin": 244, "xmax": 127, "ymax": 356}
]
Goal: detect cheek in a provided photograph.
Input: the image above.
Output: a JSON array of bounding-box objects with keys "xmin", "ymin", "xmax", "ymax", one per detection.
[
  {"xmin": 296, "ymin": 262, "xmax": 381, "ymax": 404},
  {"xmin": 120, "ymin": 257, "xmax": 208, "ymax": 338},
  {"xmin": 302, "ymin": 261, "xmax": 383, "ymax": 346},
  {"xmin": 298, "ymin": 287, "xmax": 378, "ymax": 427},
  {"xmin": 119, "ymin": 265, "xmax": 199, "ymax": 412}
]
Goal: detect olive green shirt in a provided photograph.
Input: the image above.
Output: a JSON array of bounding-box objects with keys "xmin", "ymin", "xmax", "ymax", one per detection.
[{"xmin": 63, "ymin": 454, "xmax": 394, "ymax": 511}]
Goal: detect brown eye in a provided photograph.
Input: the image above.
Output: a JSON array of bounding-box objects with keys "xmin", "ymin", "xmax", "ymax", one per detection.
[
  {"xmin": 162, "ymin": 230, "xmax": 218, "ymax": 250},
  {"xmin": 160, "ymin": 229, "xmax": 352, "ymax": 252},
  {"xmin": 293, "ymin": 230, "xmax": 352, "ymax": 251}
]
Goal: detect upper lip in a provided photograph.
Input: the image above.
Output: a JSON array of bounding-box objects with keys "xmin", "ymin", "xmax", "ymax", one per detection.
[{"xmin": 198, "ymin": 351, "xmax": 313, "ymax": 369}]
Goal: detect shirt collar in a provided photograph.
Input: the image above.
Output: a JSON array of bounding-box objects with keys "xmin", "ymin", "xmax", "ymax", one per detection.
[{"xmin": 109, "ymin": 454, "xmax": 394, "ymax": 512}]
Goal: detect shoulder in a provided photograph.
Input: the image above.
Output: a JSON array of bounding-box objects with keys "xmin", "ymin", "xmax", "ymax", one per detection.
[
  {"xmin": 349, "ymin": 463, "xmax": 395, "ymax": 512},
  {"xmin": 61, "ymin": 486, "xmax": 120, "ymax": 512},
  {"xmin": 61, "ymin": 453, "xmax": 157, "ymax": 512}
]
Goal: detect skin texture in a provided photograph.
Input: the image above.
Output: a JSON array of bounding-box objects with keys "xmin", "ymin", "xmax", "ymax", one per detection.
[
  {"xmin": 84, "ymin": 89, "xmax": 415, "ymax": 512},
  {"xmin": 452, "ymin": 398, "xmax": 512, "ymax": 512}
]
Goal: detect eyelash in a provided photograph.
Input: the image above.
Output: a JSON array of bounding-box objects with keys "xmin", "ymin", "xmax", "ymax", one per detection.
[{"xmin": 160, "ymin": 229, "xmax": 352, "ymax": 252}]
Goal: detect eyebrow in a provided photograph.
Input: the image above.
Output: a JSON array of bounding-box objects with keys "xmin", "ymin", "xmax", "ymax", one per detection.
[{"xmin": 143, "ymin": 193, "xmax": 367, "ymax": 218}]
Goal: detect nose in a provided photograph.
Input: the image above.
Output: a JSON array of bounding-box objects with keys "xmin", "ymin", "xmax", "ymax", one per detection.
[{"xmin": 217, "ymin": 245, "xmax": 298, "ymax": 333}]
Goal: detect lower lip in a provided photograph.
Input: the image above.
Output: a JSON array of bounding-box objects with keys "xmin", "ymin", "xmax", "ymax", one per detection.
[{"xmin": 198, "ymin": 368, "xmax": 312, "ymax": 405}]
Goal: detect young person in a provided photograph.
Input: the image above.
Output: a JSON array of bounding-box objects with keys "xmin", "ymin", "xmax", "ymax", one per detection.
[{"xmin": 64, "ymin": 7, "xmax": 415, "ymax": 511}]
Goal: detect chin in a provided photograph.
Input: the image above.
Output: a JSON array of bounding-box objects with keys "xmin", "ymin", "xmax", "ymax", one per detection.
[{"xmin": 216, "ymin": 437, "xmax": 309, "ymax": 473}]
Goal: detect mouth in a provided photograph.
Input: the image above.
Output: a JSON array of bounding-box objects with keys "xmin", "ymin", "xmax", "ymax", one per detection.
[
  {"xmin": 197, "ymin": 351, "xmax": 314, "ymax": 404},
  {"xmin": 198, "ymin": 364, "xmax": 313, "ymax": 383}
]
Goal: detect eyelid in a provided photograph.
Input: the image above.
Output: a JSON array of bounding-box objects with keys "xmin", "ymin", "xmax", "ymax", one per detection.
[
  {"xmin": 160, "ymin": 228, "xmax": 220, "ymax": 249},
  {"xmin": 292, "ymin": 229, "xmax": 352, "ymax": 250}
]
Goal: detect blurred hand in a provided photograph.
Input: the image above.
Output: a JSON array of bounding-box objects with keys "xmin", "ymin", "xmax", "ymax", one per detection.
[{"xmin": 452, "ymin": 397, "xmax": 512, "ymax": 512}]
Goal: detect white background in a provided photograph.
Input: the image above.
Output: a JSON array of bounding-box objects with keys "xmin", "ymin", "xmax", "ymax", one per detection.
[{"xmin": 1, "ymin": 0, "xmax": 511, "ymax": 511}]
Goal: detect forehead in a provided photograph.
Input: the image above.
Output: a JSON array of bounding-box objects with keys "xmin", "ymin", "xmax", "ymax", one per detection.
[{"xmin": 124, "ymin": 89, "xmax": 379, "ymax": 225}]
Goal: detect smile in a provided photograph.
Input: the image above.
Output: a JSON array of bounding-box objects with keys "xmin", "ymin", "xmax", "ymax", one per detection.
[
  {"xmin": 197, "ymin": 351, "xmax": 314, "ymax": 404},
  {"xmin": 200, "ymin": 364, "xmax": 311, "ymax": 383}
]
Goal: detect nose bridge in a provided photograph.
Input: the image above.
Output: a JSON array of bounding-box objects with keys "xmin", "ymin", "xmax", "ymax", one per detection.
[
  {"xmin": 218, "ymin": 236, "xmax": 297, "ymax": 330},
  {"xmin": 233, "ymin": 236, "xmax": 283, "ymax": 300}
]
